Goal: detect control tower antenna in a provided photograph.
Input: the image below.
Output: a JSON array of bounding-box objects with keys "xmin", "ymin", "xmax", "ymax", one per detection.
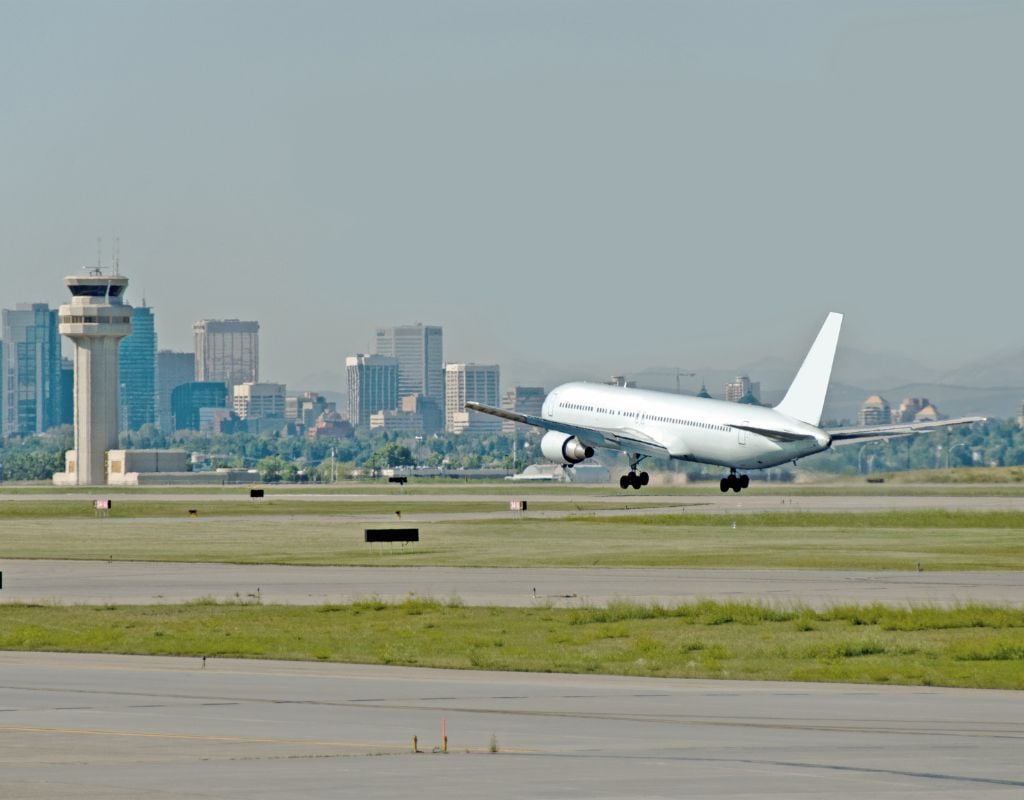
[
  {"xmin": 97, "ymin": 237, "xmax": 102, "ymax": 270},
  {"xmin": 114, "ymin": 237, "xmax": 120, "ymax": 276}
]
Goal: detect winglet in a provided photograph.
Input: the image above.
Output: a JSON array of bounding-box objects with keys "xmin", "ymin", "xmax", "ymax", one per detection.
[{"xmin": 774, "ymin": 312, "xmax": 843, "ymax": 427}]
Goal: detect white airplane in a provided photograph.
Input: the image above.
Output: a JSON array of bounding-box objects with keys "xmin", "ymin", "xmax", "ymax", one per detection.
[{"xmin": 466, "ymin": 312, "xmax": 985, "ymax": 492}]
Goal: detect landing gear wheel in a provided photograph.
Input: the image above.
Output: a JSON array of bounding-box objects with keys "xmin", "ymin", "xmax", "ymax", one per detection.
[
  {"xmin": 619, "ymin": 475, "xmax": 630, "ymax": 490},
  {"xmin": 731, "ymin": 475, "xmax": 741, "ymax": 492},
  {"xmin": 720, "ymin": 478, "xmax": 729, "ymax": 493},
  {"xmin": 639, "ymin": 471, "xmax": 650, "ymax": 486},
  {"xmin": 739, "ymin": 474, "xmax": 750, "ymax": 489}
]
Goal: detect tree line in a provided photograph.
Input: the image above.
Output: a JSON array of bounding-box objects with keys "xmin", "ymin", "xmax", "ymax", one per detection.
[{"xmin": 0, "ymin": 419, "xmax": 1020, "ymax": 483}]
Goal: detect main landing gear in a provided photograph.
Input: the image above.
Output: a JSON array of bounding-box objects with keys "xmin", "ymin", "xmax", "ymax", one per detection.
[
  {"xmin": 720, "ymin": 469, "xmax": 750, "ymax": 493},
  {"xmin": 619, "ymin": 454, "xmax": 650, "ymax": 491}
]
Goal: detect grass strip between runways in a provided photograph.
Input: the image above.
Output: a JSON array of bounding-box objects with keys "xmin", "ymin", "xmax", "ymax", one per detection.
[{"xmin": 2, "ymin": 600, "xmax": 1023, "ymax": 690}]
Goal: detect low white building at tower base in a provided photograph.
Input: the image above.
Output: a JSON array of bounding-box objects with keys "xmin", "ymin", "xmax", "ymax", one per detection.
[{"xmin": 54, "ymin": 448, "xmax": 257, "ymax": 486}]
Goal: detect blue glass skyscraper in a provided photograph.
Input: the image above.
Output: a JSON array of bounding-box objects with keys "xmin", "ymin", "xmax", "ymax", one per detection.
[
  {"xmin": 118, "ymin": 303, "xmax": 157, "ymax": 431},
  {"xmin": 2, "ymin": 303, "xmax": 62, "ymax": 435}
]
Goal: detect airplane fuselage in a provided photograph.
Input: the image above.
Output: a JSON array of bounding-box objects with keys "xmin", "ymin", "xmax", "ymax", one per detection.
[{"xmin": 542, "ymin": 382, "xmax": 831, "ymax": 471}]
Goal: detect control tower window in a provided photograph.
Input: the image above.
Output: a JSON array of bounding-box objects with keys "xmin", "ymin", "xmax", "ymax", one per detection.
[{"xmin": 69, "ymin": 284, "xmax": 125, "ymax": 298}]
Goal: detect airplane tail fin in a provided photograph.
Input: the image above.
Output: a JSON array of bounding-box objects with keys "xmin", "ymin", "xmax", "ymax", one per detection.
[{"xmin": 773, "ymin": 312, "xmax": 843, "ymax": 427}]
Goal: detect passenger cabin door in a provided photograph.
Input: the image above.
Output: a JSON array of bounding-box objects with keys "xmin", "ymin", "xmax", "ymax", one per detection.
[{"xmin": 737, "ymin": 421, "xmax": 748, "ymax": 446}]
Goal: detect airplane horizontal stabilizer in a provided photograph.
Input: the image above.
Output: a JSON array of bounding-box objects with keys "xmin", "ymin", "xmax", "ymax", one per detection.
[{"xmin": 827, "ymin": 416, "xmax": 986, "ymax": 443}]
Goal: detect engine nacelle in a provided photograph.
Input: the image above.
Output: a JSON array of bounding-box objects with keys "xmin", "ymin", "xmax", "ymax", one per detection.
[{"xmin": 541, "ymin": 431, "xmax": 595, "ymax": 464}]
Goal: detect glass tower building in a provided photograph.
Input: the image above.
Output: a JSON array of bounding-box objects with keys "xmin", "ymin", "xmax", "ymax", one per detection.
[
  {"xmin": 2, "ymin": 303, "xmax": 62, "ymax": 436},
  {"xmin": 156, "ymin": 350, "xmax": 196, "ymax": 432},
  {"xmin": 171, "ymin": 381, "xmax": 228, "ymax": 431},
  {"xmin": 118, "ymin": 304, "xmax": 157, "ymax": 431}
]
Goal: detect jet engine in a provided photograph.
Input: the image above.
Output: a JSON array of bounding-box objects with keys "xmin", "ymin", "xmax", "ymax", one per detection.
[{"xmin": 541, "ymin": 431, "xmax": 595, "ymax": 464}]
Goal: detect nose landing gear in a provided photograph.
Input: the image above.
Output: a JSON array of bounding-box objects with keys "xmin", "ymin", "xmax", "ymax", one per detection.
[{"xmin": 720, "ymin": 470, "xmax": 750, "ymax": 493}]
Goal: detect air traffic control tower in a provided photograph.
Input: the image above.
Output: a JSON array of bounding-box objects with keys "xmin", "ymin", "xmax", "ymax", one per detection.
[{"xmin": 55, "ymin": 269, "xmax": 132, "ymax": 485}]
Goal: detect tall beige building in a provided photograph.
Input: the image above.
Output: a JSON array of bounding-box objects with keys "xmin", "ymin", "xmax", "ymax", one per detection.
[
  {"xmin": 445, "ymin": 363, "xmax": 500, "ymax": 434},
  {"xmin": 346, "ymin": 354, "xmax": 399, "ymax": 428},
  {"xmin": 500, "ymin": 386, "xmax": 545, "ymax": 434},
  {"xmin": 725, "ymin": 375, "xmax": 760, "ymax": 403},
  {"xmin": 233, "ymin": 382, "xmax": 286, "ymax": 419},
  {"xmin": 374, "ymin": 324, "xmax": 444, "ymax": 402},
  {"xmin": 193, "ymin": 319, "xmax": 259, "ymax": 394}
]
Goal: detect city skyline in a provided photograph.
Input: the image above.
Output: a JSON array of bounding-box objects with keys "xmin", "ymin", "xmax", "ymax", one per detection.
[
  {"xmin": 1, "ymin": 3, "xmax": 1021, "ymax": 393},
  {"xmin": 5, "ymin": 276, "xmax": 1023, "ymax": 394},
  {"xmin": 2, "ymin": 278, "xmax": 1019, "ymax": 430}
]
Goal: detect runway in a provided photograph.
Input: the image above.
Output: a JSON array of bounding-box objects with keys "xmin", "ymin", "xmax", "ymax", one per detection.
[
  {"xmin": 0, "ymin": 652, "xmax": 1020, "ymax": 799},
  {"xmin": 4, "ymin": 489, "xmax": 1024, "ymax": 518},
  {"xmin": 2, "ymin": 560, "xmax": 1023, "ymax": 608}
]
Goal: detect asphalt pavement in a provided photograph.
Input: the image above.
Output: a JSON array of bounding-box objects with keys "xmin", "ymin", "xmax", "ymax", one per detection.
[
  {"xmin": 3, "ymin": 560, "xmax": 1023, "ymax": 608},
  {"xmin": 1, "ymin": 652, "xmax": 1021, "ymax": 799}
]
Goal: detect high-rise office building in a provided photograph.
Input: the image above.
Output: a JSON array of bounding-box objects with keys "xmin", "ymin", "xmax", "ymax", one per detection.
[
  {"xmin": 445, "ymin": 363, "xmax": 501, "ymax": 434},
  {"xmin": 233, "ymin": 382, "xmax": 286, "ymax": 420},
  {"xmin": 171, "ymin": 381, "xmax": 228, "ymax": 431},
  {"xmin": 193, "ymin": 319, "xmax": 259, "ymax": 394},
  {"xmin": 725, "ymin": 375, "xmax": 760, "ymax": 404},
  {"xmin": 2, "ymin": 303, "xmax": 62, "ymax": 436},
  {"xmin": 374, "ymin": 324, "xmax": 443, "ymax": 402},
  {"xmin": 500, "ymin": 386, "xmax": 545, "ymax": 434},
  {"xmin": 118, "ymin": 304, "xmax": 156, "ymax": 431},
  {"xmin": 346, "ymin": 354, "xmax": 398, "ymax": 428},
  {"xmin": 156, "ymin": 350, "xmax": 195, "ymax": 432}
]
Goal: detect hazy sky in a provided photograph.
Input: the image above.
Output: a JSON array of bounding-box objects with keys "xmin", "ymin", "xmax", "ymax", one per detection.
[{"xmin": 2, "ymin": 1, "xmax": 1021, "ymax": 391}]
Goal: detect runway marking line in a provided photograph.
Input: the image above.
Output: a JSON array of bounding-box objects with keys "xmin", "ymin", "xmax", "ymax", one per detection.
[
  {"xmin": 0, "ymin": 723, "xmax": 401, "ymax": 750},
  {"xmin": 0, "ymin": 724, "xmax": 538, "ymax": 756}
]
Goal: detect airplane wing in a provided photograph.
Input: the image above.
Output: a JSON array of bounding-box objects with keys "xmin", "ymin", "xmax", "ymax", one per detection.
[
  {"xmin": 464, "ymin": 402, "xmax": 670, "ymax": 459},
  {"xmin": 826, "ymin": 416, "xmax": 986, "ymax": 445}
]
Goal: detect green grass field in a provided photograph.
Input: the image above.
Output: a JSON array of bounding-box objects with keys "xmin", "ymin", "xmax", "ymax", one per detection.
[
  {"xmin": 3, "ymin": 484, "xmax": 1022, "ymax": 689},
  {"xmin": 2, "ymin": 600, "xmax": 1022, "ymax": 690},
  {"xmin": 0, "ymin": 510, "xmax": 1022, "ymax": 570}
]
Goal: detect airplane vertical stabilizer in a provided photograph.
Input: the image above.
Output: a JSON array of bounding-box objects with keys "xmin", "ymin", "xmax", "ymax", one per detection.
[{"xmin": 773, "ymin": 312, "xmax": 843, "ymax": 427}]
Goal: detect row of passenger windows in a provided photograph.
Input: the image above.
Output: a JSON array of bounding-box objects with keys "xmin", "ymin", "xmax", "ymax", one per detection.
[{"xmin": 559, "ymin": 401, "xmax": 728, "ymax": 432}]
